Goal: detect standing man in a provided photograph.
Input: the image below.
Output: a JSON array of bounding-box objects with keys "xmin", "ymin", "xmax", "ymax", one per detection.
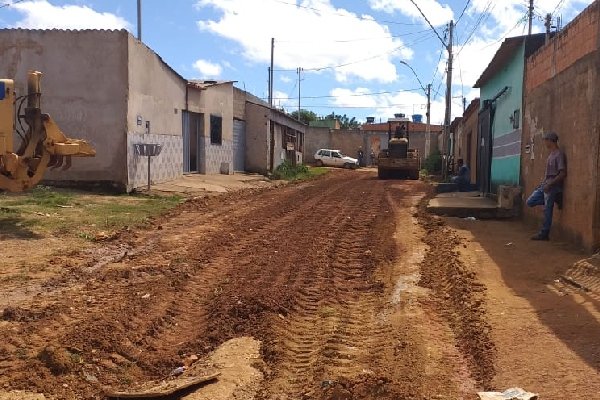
[
  {"xmin": 357, "ymin": 147, "xmax": 364, "ymax": 168},
  {"xmin": 370, "ymin": 149, "xmax": 376, "ymax": 166},
  {"xmin": 526, "ymin": 132, "xmax": 567, "ymax": 241}
]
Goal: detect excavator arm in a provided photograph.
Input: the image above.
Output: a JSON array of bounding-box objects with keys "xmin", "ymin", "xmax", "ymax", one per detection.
[{"xmin": 0, "ymin": 71, "xmax": 95, "ymax": 192}]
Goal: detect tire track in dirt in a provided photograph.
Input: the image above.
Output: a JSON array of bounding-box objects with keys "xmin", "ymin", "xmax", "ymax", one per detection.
[
  {"xmin": 0, "ymin": 173, "xmax": 373, "ymax": 398},
  {"xmin": 258, "ymin": 178, "xmax": 402, "ymax": 399},
  {"xmin": 0, "ymin": 172, "xmax": 472, "ymax": 400},
  {"xmin": 416, "ymin": 203, "xmax": 496, "ymax": 390}
]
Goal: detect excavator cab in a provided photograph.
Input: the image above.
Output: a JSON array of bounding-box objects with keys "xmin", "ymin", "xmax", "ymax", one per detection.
[{"xmin": 0, "ymin": 71, "xmax": 95, "ymax": 192}]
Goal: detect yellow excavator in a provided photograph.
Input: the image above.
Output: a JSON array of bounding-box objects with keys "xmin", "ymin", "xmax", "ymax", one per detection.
[{"xmin": 0, "ymin": 71, "xmax": 95, "ymax": 192}]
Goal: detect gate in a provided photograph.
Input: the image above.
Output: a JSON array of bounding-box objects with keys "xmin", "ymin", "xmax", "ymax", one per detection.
[{"xmin": 233, "ymin": 119, "xmax": 246, "ymax": 172}]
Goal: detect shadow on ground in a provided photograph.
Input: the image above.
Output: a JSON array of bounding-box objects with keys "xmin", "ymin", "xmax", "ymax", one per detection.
[
  {"xmin": 0, "ymin": 215, "xmax": 42, "ymax": 239},
  {"xmin": 446, "ymin": 217, "xmax": 600, "ymax": 373}
]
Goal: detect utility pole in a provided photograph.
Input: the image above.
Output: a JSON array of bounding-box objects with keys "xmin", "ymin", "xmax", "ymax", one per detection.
[
  {"xmin": 297, "ymin": 67, "xmax": 303, "ymax": 121},
  {"xmin": 545, "ymin": 13, "xmax": 552, "ymax": 43},
  {"xmin": 425, "ymin": 83, "xmax": 431, "ymax": 158},
  {"xmin": 137, "ymin": 0, "xmax": 142, "ymax": 41},
  {"xmin": 528, "ymin": 0, "xmax": 534, "ymax": 36},
  {"xmin": 269, "ymin": 38, "xmax": 275, "ymax": 107},
  {"xmin": 443, "ymin": 20, "xmax": 454, "ymax": 180}
]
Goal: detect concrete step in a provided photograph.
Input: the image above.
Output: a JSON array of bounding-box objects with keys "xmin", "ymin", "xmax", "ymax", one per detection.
[{"xmin": 427, "ymin": 193, "xmax": 516, "ymax": 219}]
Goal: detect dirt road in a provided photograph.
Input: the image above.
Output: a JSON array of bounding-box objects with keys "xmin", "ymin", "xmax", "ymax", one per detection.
[{"xmin": 0, "ymin": 170, "xmax": 597, "ymax": 399}]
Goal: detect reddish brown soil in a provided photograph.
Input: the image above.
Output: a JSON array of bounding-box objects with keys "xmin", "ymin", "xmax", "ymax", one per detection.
[{"xmin": 1, "ymin": 170, "xmax": 597, "ymax": 399}]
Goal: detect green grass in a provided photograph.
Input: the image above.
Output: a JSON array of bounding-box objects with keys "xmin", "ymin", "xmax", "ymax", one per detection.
[
  {"xmin": 0, "ymin": 186, "xmax": 183, "ymax": 240},
  {"xmin": 273, "ymin": 161, "xmax": 329, "ymax": 181}
]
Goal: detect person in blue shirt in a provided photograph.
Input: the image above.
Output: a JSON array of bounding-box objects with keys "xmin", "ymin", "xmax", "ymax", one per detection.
[{"xmin": 451, "ymin": 158, "xmax": 471, "ymax": 191}]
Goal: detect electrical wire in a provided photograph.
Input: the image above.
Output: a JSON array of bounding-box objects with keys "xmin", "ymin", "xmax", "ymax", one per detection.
[
  {"xmin": 299, "ymin": 104, "xmax": 426, "ymax": 109},
  {"xmin": 455, "ymin": 0, "xmax": 472, "ymax": 26},
  {"xmin": 277, "ymin": 28, "xmax": 432, "ymax": 43},
  {"xmin": 266, "ymin": 87, "xmax": 423, "ymax": 101},
  {"xmin": 407, "ymin": 0, "xmax": 447, "ymax": 46},
  {"xmin": 457, "ymin": 0, "xmax": 494, "ymax": 55},
  {"xmin": 478, "ymin": 12, "xmax": 529, "ymax": 50},
  {"xmin": 269, "ymin": 0, "xmax": 418, "ymax": 26},
  {"xmin": 0, "ymin": 0, "xmax": 26, "ymax": 9},
  {"xmin": 552, "ymin": 0, "xmax": 567, "ymax": 16},
  {"xmin": 272, "ymin": 31, "xmax": 435, "ymax": 73}
]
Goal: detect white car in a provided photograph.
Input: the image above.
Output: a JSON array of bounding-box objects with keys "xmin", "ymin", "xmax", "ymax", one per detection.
[{"xmin": 314, "ymin": 149, "xmax": 359, "ymax": 169}]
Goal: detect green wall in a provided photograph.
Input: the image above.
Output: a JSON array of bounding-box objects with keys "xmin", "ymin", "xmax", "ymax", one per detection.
[{"xmin": 480, "ymin": 42, "xmax": 525, "ymax": 192}]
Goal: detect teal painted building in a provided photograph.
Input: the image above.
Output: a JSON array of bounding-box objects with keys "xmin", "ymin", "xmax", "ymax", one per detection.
[{"xmin": 474, "ymin": 34, "xmax": 546, "ymax": 193}]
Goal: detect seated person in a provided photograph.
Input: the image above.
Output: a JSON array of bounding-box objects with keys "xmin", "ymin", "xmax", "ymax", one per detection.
[{"xmin": 451, "ymin": 158, "xmax": 471, "ymax": 191}]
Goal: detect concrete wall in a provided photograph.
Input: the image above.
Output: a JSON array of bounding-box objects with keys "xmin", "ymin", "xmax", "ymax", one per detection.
[
  {"xmin": 522, "ymin": 1, "xmax": 600, "ymax": 250},
  {"xmin": 245, "ymin": 102, "xmax": 270, "ymax": 174},
  {"xmin": 305, "ymin": 127, "xmax": 435, "ymax": 164},
  {"xmin": 305, "ymin": 128, "xmax": 389, "ymax": 164},
  {"xmin": 187, "ymin": 83, "xmax": 234, "ymax": 174},
  {"xmin": 480, "ymin": 42, "xmax": 525, "ymax": 191},
  {"xmin": 233, "ymin": 87, "xmax": 246, "ymax": 121},
  {"xmin": 0, "ymin": 29, "xmax": 129, "ymax": 188},
  {"xmin": 126, "ymin": 36, "xmax": 186, "ymax": 189}
]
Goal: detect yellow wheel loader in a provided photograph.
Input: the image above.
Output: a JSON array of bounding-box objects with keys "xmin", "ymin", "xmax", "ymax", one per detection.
[
  {"xmin": 0, "ymin": 71, "xmax": 95, "ymax": 192},
  {"xmin": 377, "ymin": 117, "xmax": 420, "ymax": 180}
]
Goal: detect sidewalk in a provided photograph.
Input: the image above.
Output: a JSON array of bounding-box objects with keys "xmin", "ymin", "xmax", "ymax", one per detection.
[
  {"xmin": 447, "ymin": 217, "xmax": 600, "ymax": 399},
  {"xmin": 150, "ymin": 173, "xmax": 279, "ymax": 196},
  {"xmin": 427, "ymin": 191, "xmax": 501, "ymax": 219}
]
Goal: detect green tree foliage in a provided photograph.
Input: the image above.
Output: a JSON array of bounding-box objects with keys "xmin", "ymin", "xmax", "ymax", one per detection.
[
  {"xmin": 290, "ymin": 109, "xmax": 318, "ymax": 125},
  {"xmin": 325, "ymin": 113, "xmax": 360, "ymax": 129}
]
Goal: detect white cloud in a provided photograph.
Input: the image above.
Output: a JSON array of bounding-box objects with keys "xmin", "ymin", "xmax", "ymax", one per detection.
[
  {"xmin": 273, "ymin": 90, "xmax": 296, "ymax": 109},
  {"xmin": 444, "ymin": 0, "xmax": 594, "ymax": 96},
  {"xmin": 369, "ymin": 0, "xmax": 454, "ymax": 26},
  {"xmin": 193, "ymin": 59, "xmax": 223, "ymax": 77},
  {"xmin": 195, "ymin": 0, "xmax": 413, "ymax": 83},
  {"xmin": 467, "ymin": 0, "xmax": 595, "ymax": 34},
  {"xmin": 328, "ymin": 85, "xmax": 469, "ymax": 124},
  {"xmin": 280, "ymin": 75, "xmax": 292, "ymax": 83},
  {"xmin": 11, "ymin": 0, "xmax": 130, "ymax": 30}
]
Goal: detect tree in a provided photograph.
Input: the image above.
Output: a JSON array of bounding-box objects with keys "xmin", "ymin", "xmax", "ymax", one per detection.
[
  {"xmin": 290, "ymin": 109, "xmax": 318, "ymax": 125},
  {"xmin": 325, "ymin": 112, "xmax": 360, "ymax": 130}
]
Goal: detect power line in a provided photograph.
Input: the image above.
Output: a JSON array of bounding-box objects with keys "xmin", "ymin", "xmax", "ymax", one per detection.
[
  {"xmin": 270, "ymin": 0, "xmax": 418, "ymax": 26},
  {"xmin": 455, "ymin": 0, "xmax": 472, "ymax": 26},
  {"xmin": 272, "ymin": 31, "xmax": 435, "ymax": 73},
  {"xmin": 0, "ymin": 0, "xmax": 26, "ymax": 9},
  {"xmin": 478, "ymin": 12, "xmax": 529, "ymax": 50},
  {"xmin": 429, "ymin": 28, "xmax": 448, "ymax": 86},
  {"xmin": 277, "ymin": 28, "xmax": 431, "ymax": 43},
  {"xmin": 266, "ymin": 87, "xmax": 423, "ymax": 101},
  {"xmin": 407, "ymin": 0, "xmax": 447, "ymax": 46},
  {"xmin": 552, "ymin": 0, "xmax": 567, "ymax": 16},
  {"xmin": 299, "ymin": 103, "xmax": 427, "ymax": 109},
  {"xmin": 457, "ymin": 0, "xmax": 494, "ymax": 54}
]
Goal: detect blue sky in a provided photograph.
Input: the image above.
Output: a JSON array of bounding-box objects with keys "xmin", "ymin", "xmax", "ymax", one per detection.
[{"xmin": 0, "ymin": 0, "xmax": 594, "ymax": 123}]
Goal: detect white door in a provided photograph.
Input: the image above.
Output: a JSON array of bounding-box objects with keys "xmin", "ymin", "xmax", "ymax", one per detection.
[{"xmin": 331, "ymin": 151, "xmax": 343, "ymax": 166}]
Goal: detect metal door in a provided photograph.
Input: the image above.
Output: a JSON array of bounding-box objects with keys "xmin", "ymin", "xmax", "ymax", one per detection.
[
  {"xmin": 477, "ymin": 104, "xmax": 493, "ymax": 194},
  {"xmin": 233, "ymin": 120, "xmax": 246, "ymax": 171},
  {"xmin": 182, "ymin": 111, "xmax": 203, "ymax": 173}
]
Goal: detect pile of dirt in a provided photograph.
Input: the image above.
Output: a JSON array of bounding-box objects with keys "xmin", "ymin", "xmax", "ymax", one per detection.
[{"xmin": 416, "ymin": 206, "xmax": 496, "ymax": 389}]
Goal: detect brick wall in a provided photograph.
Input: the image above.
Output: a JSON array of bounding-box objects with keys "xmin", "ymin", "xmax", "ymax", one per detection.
[
  {"xmin": 522, "ymin": 1, "xmax": 600, "ymax": 250},
  {"xmin": 526, "ymin": 1, "xmax": 600, "ymax": 91}
]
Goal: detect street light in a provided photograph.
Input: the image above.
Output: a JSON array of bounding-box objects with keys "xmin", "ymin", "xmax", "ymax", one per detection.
[
  {"xmin": 399, "ymin": 61, "xmax": 426, "ymax": 94},
  {"xmin": 399, "ymin": 61, "xmax": 432, "ymax": 158}
]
